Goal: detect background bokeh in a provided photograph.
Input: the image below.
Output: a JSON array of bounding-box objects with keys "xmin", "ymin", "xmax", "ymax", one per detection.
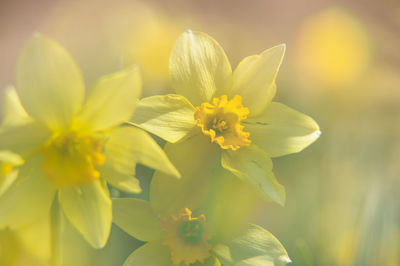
[{"xmin": 1, "ymin": 0, "xmax": 399, "ymax": 265}]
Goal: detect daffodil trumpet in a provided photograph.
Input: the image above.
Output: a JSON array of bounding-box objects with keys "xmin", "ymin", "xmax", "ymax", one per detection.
[{"xmin": 130, "ymin": 30, "xmax": 320, "ymax": 205}]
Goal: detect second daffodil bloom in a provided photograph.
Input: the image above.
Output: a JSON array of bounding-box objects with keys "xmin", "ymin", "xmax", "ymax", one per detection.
[
  {"xmin": 131, "ymin": 30, "xmax": 320, "ymax": 205},
  {"xmin": 0, "ymin": 34, "xmax": 180, "ymax": 248}
]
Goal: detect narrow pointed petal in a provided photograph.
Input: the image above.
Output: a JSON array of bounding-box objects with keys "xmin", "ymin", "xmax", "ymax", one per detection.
[
  {"xmin": 245, "ymin": 102, "xmax": 320, "ymax": 157},
  {"xmin": 221, "ymin": 145, "xmax": 285, "ymax": 205},
  {"xmin": 129, "ymin": 94, "xmax": 197, "ymax": 143},
  {"xmin": 0, "ymin": 122, "xmax": 51, "ymax": 157},
  {"xmin": 59, "ymin": 180, "xmax": 112, "ymax": 248},
  {"xmin": 1, "ymin": 86, "xmax": 31, "ymax": 128},
  {"xmin": 170, "ymin": 30, "xmax": 232, "ymax": 106},
  {"xmin": 76, "ymin": 67, "xmax": 142, "ymax": 132},
  {"xmin": 16, "ymin": 34, "xmax": 85, "ymax": 130},
  {"xmin": 213, "ymin": 224, "xmax": 290, "ymax": 266},
  {"xmin": 105, "ymin": 126, "xmax": 180, "ymax": 179},
  {"xmin": 231, "ymin": 44, "xmax": 285, "ymax": 116},
  {"xmin": 0, "ymin": 156, "xmax": 55, "ymax": 229},
  {"xmin": 112, "ymin": 198, "xmax": 161, "ymax": 242},
  {"xmin": 123, "ymin": 241, "xmax": 173, "ymax": 266}
]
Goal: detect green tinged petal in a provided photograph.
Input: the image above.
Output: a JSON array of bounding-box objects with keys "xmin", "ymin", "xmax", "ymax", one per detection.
[
  {"xmin": 112, "ymin": 198, "xmax": 161, "ymax": 242},
  {"xmin": 194, "ymin": 256, "xmax": 221, "ymax": 266},
  {"xmin": 76, "ymin": 67, "xmax": 142, "ymax": 132},
  {"xmin": 1, "ymin": 87, "xmax": 31, "ymax": 128},
  {"xmin": 101, "ymin": 164, "xmax": 141, "ymax": 194},
  {"xmin": 129, "ymin": 94, "xmax": 197, "ymax": 143},
  {"xmin": 0, "ymin": 156, "xmax": 55, "ymax": 229},
  {"xmin": 245, "ymin": 102, "xmax": 321, "ymax": 158},
  {"xmin": 221, "ymin": 145, "xmax": 285, "ymax": 206},
  {"xmin": 105, "ymin": 126, "xmax": 180, "ymax": 179},
  {"xmin": 212, "ymin": 224, "xmax": 290, "ymax": 266},
  {"xmin": 16, "ymin": 34, "xmax": 85, "ymax": 130},
  {"xmin": 58, "ymin": 180, "xmax": 112, "ymax": 248},
  {"xmin": 123, "ymin": 241, "xmax": 173, "ymax": 266},
  {"xmin": 231, "ymin": 44, "xmax": 285, "ymax": 116},
  {"xmin": 170, "ymin": 30, "xmax": 232, "ymax": 106},
  {"xmin": 0, "ymin": 122, "xmax": 51, "ymax": 156}
]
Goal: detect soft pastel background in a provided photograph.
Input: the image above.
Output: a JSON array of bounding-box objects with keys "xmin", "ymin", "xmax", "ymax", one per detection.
[{"xmin": 1, "ymin": 0, "xmax": 399, "ymax": 265}]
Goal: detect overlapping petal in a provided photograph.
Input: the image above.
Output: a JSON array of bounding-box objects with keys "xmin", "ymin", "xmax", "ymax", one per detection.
[
  {"xmin": 230, "ymin": 44, "xmax": 285, "ymax": 116},
  {"xmin": 123, "ymin": 241, "xmax": 173, "ymax": 266},
  {"xmin": 0, "ymin": 151, "xmax": 24, "ymax": 196},
  {"xmin": 129, "ymin": 94, "xmax": 197, "ymax": 143},
  {"xmin": 245, "ymin": 102, "xmax": 321, "ymax": 158},
  {"xmin": 58, "ymin": 180, "xmax": 112, "ymax": 248},
  {"xmin": 76, "ymin": 67, "xmax": 142, "ymax": 132},
  {"xmin": 221, "ymin": 145, "xmax": 285, "ymax": 205},
  {"xmin": 1, "ymin": 87, "xmax": 31, "ymax": 128},
  {"xmin": 16, "ymin": 34, "xmax": 85, "ymax": 130},
  {"xmin": 170, "ymin": 30, "xmax": 232, "ymax": 106},
  {"xmin": 112, "ymin": 198, "xmax": 161, "ymax": 242},
  {"xmin": 101, "ymin": 164, "xmax": 141, "ymax": 194}
]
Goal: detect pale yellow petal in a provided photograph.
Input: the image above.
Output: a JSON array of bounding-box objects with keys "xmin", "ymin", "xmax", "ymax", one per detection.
[
  {"xmin": 105, "ymin": 126, "xmax": 180, "ymax": 179},
  {"xmin": 245, "ymin": 102, "xmax": 321, "ymax": 157},
  {"xmin": 231, "ymin": 44, "xmax": 285, "ymax": 116},
  {"xmin": 129, "ymin": 94, "xmax": 196, "ymax": 143},
  {"xmin": 170, "ymin": 30, "xmax": 232, "ymax": 106},
  {"xmin": 0, "ymin": 156, "xmax": 55, "ymax": 229},
  {"xmin": 75, "ymin": 67, "xmax": 142, "ymax": 132},
  {"xmin": 123, "ymin": 241, "xmax": 173, "ymax": 266},
  {"xmin": 58, "ymin": 180, "xmax": 112, "ymax": 248},
  {"xmin": 16, "ymin": 34, "xmax": 85, "ymax": 130},
  {"xmin": 101, "ymin": 164, "xmax": 141, "ymax": 194},
  {"xmin": 112, "ymin": 198, "xmax": 161, "ymax": 242},
  {"xmin": 1, "ymin": 86, "xmax": 31, "ymax": 128},
  {"xmin": 221, "ymin": 145, "xmax": 285, "ymax": 205}
]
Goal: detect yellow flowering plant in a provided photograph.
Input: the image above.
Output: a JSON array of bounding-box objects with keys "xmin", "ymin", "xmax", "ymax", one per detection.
[
  {"xmin": 0, "ymin": 34, "xmax": 180, "ymax": 249},
  {"xmin": 130, "ymin": 30, "xmax": 320, "ymax": 205}
]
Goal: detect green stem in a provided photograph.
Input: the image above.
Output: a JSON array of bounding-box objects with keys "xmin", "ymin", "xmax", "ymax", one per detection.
[{"xmin": 50, "ymin": 196, "xmax": 64, "ymax": 266}]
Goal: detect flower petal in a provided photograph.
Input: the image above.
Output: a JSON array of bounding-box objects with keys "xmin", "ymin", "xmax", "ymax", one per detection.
[
  {"xmin": 0, "ymin": 122, "xmax": 51, "ymax": 157},
  {"xmin": 129, "ymin": 94, "xmax": 197, "ymax": 143},
  {"xmin": 16, "ymin": 34, "xmax": 85, "ymax": 130},
  {"xmin": 76, "ymin": 67, "xmax": 142, "ymax": 132},
  {"xmin": 221, "ymin": 145, "xmax": 285, "ymax": 206},
  {"xmin": 112, "ymin": 198, "xmax": 161, "ymax": 242},
  {"xmin": 245, "ymin": 102, "xmax": 321, "ymax": 157},
  {"xmin": 101, "ymin": 164, "xmax": 141, "ymax": 194},
  {"xmin": 0, "ymin": 156, "xmax": 55, "ymax": 229},
  {"xmin": 212, "ymin": 224, "xmax": 290, "ymax": 266},
  {"xmin": 170, "ymin": 30, "xmax": 232, "ymax": 106},
  {"xmin": 105, "ymin": 126, "xmax": 180, "ymax": 179},
  {"xmin": 123, "ymin": 241, "xmax": 173, "ymax": 266},
  {"xmin": 1, "ymin": 86, "xmax": 31, "ymax": 128},
  {"xmin": 194, "ymin": 256, "xmax": 221, "ymax": 266},
  {"xmin": 58, "ymin": 180, "xmax": 112, "ymax": 248},
  {"xmin": 231, "ymin": 44, "xmax": 285, "ymax": 116}
]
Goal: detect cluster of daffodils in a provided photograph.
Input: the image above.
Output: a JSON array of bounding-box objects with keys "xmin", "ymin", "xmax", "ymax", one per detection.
[{"xmin": 0, "ymin": 30, "xmax": 319, "ymax": 265}]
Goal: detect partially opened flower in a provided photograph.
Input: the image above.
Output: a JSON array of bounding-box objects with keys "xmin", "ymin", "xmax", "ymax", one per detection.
[
  {"xmin": 112, "ymin": 194, "xmax": 290, "ymax": 266},
  {"xmin": 131, "ymin": 30, "xmax": 320, "ymax": 205},
  {"xmin": 0, "ymin": 34, "xmax": 180, "ymax": 248}
]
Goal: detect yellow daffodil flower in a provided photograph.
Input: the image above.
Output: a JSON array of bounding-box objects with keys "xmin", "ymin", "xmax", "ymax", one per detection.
[
  {"xmin": 131, "ymin": 30, "xmax": 320, "ymax": 205},
  {"xmin": 0, "ymin": 34, "xmax": 180, "ymax": 248},
  {"xmin": 112, "ymin": 194, "xmax": 291, "ymax": 266}
]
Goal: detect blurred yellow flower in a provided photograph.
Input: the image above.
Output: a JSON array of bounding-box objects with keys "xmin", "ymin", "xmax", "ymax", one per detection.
[
  {"xmin": 295, "ymin": 7, "xmax": 372, "ymax": 87},
  {"xmin": 131, "ymin": 30, "xmax": 320, "ymax": 205},
  {"xmin": 0, "ymin": 34, "xmax": 179, "ymax": 248}
]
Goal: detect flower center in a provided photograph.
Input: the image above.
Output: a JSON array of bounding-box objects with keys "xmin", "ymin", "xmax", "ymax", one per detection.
[
  {"xmin": 194, "ymin": 95, "xmax": 251, "ymax": 150},
  {"xmin": 161, "ymin": 208, "xmax": 211, "ymax": 265},
  {"xmin": 41, "ymin": 132, "xmax": 106, "ymax": 189}
]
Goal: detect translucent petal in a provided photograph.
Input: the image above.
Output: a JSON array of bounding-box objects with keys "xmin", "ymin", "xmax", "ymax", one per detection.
[
  {"xmin": 76, "ymin": 67, "xmax": 141, "ymax": 132},
  {"xmin": 129, "ymin": 94, "xmax": 196, "ymax": 143},
  {"xmin": 101, "ymin": 164, "xmax": 141, "ymax": 194},
  {"xmin": 16, "ymin": 34, "xmax": 84, "ymax": 130},
  {"xmin": 221, "ymin": 145, "xmax": 285, "ymax": 205},
  {"xmin": 123, "ymin": 241, "xmax": 173, "ymax": 266},
  {"xmin": 58, "ymin": 180, "xmax": 112, "ymax": 248},
  {"xmin": 170, "ymin": 30, "xmax": 232, "ymax": 106},
  {"xmin": 105, "ymin": 126, "xmax": 180, "ymax": 179},
  {"xmin": 1, "ymin": 86, "xmax": 31, "ymax": 128},
  {"xmin": 245, "ymin": 102, "xmax": 320, "ymax": 157},
  {"xmin": 112, "ymin": 198, "xmax": 161, "ymax": 241},
  {"xmin": 231, "ymin": 44, "xmax": 285, "ymax": 116}
]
